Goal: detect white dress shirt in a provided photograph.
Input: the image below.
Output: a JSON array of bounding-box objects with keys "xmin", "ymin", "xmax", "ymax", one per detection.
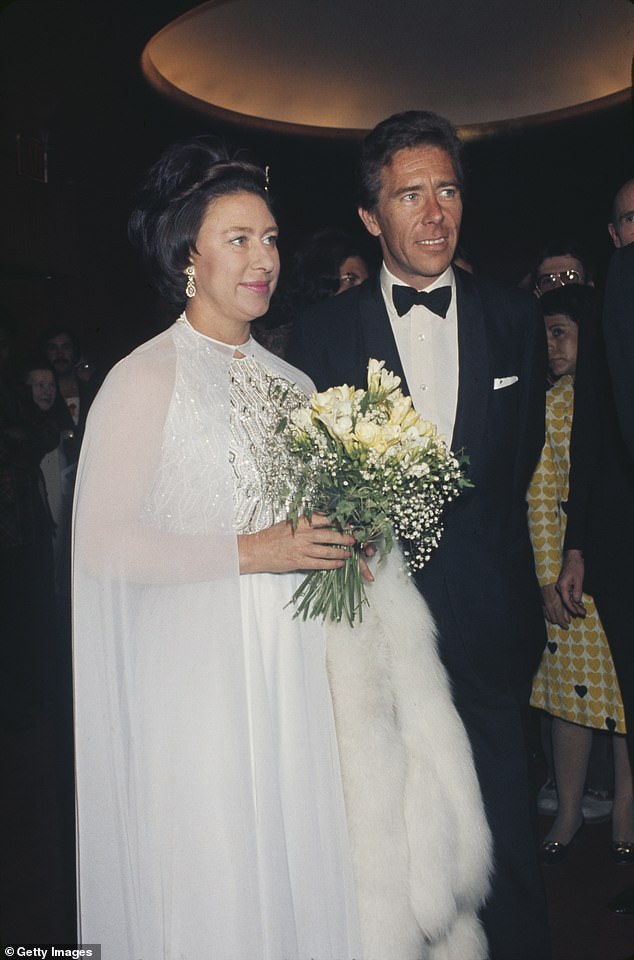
[{"xmin": 380, "ymin": 263, "xmax": 459, "ymax": 446}]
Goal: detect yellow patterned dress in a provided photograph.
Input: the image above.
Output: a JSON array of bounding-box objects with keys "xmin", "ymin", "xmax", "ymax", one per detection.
[{"xmin": 528, "ymin": 375, "xmax": 625, "ymax": 733}]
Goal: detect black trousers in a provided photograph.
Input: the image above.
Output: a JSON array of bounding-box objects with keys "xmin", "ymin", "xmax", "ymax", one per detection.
[
  {"xmin": 594, "ymin": 592, "xmax": 634, "ymax": 779},
  {"xmin": 450, "ymin": 674, "xmax": 551, "ymax": 960}
]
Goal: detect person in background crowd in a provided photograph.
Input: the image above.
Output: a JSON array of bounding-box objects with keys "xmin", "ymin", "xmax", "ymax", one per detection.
[
  {"xmin": 608, "ymin": 178, "xmax": 634, "ymax": 249},
  {"xmin": 527, "ymin": 286, "xmax": 633, "ymax": 865},
  {"xmin": 556, "ymin": 242, "xmax": 634, "ymax": 915},
  {"xmin": 41, "ymin": 325, "xmax": 96, "ymax": 466},
  {"xmin": 531, "ymin": 239, "xmax": 595, "ymax": 297},
  {"xmin": 254, "ymin": 227, "xmax": 371, "ymax": 357},
  {"xmin": 287, "ymin": 226, "xmax": 371, "ymax": 303},
  {"xmin": 1, "ymin": 325, "xmax": 59, "ymax": 728},
  {"xmin": 595, "ymin": 242, "xmax": 634, "ymax": 915},
  {"xmin": 22, "ymin": 359, "xmax": 73, "ymax": 608},
  {"xmin": 526, "ymin": 238, "xmax": 612, "ymax": 824}
]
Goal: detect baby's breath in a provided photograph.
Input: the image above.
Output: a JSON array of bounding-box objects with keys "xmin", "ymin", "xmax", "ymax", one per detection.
[{"xmin": 264, "ymin": 360, "xmax": 471, "ymax": 625}]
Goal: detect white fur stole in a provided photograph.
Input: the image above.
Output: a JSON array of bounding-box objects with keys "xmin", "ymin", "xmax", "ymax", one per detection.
[{"xmin": 326, "ymin": 546, "xmax": 493, "ymax": 960}]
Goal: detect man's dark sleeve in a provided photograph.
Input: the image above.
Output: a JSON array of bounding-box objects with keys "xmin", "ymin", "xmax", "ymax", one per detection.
[{"xmin": 562, "ymin": 307, "xmax": 603, "ymax": 552}]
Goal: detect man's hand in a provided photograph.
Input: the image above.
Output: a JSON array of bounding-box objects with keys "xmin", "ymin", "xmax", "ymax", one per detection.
[{"xmin": 556, "ymin": 549, "xmax": 587, "ymax": 618}]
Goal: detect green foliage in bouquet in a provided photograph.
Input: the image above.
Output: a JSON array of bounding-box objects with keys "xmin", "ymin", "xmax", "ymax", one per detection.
[{"xmin": 268, "ymin": 360, "xmax": 471, "ymax": 626}]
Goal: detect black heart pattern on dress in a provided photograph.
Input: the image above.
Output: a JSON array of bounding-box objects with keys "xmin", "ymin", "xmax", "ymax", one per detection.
[
  {"xmin": 547, "ymin": 642, "xmax": 558, "ymax": 654},
  {"xmin": 574, "ymin": 684, "xmax": 588, "ymax": 698},
  {"xmin": 606, "ymin": 717, "xmax": 617, "ymax": 732}
]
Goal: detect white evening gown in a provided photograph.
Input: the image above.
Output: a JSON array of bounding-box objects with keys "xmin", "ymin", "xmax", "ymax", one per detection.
[{"xmin": 72, "ymin": 318, "xmax": 362, "ymax": 960}]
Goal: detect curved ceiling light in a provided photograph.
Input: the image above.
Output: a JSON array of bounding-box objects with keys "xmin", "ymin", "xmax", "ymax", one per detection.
[{"xmin": 142, "ymin": 0, "xmax": 634, "ymax": 137}]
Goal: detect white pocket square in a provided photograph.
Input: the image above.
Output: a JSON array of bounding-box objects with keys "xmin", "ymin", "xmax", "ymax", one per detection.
[{"xmin": 493, "ymin": 376, "xmax": 519, "ymax": 390}]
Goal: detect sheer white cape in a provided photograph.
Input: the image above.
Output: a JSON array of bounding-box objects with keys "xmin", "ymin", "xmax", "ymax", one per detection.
[{"xmin": 72, "ymin": 318, "xmax": 362, "ymax": 959}]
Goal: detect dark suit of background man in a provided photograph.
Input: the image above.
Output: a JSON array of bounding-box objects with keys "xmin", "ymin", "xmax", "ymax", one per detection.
[
  {"xmin": 604, "ymin": 211, "xmax": 634, "ymax": 461},
  {"xmin": 288, "ymin": 110, "xmax": 550, "ymax": 960},
  {"xmin": 558, "ymin": 242, "xmax": 634, "ymax": 916}
]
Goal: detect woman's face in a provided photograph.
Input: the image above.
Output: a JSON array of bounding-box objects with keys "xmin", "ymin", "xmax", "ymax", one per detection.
[
  {"xmin": 26, "ymin": 368, "xmax": 56, "ymax": 411},
  {"xmin": 545, "ymin": 313, "xmax": 578, "ymax": 379},
  {"xmin": 188, "ymin": 192, "xmax": 279, "ymax": 337}
]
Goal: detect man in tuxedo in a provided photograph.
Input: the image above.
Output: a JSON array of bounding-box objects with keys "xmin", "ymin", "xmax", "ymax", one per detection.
[
  {"xmin": 608, "ymin": 178, "xmax": 634, "ymax": 250},
  {"xmin": 288, "ymin": 110, "xmax": 550, "ymax": 959},
  {"xmin": 557, "ymin": 243, "xmax": 634, "ymax": 915},
  {"xmin": 603, "ymin": 244, "xmax": 634, "ymax": 458}
]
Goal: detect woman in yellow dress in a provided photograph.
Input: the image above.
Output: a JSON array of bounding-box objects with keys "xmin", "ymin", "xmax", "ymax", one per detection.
[{"xmin": 529, "ymin": 285, "xmax": 634, "ymax": 863}]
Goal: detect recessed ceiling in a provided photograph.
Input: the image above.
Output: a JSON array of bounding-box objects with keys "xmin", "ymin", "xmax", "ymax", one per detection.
[{"xmin": 142, "ymin": 0, "xmax": 633, "ymax": 136}]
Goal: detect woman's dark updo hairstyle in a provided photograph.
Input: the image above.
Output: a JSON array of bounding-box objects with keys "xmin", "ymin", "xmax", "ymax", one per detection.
[{"xmin": 128, "ymin": 136, "xmax": 271, "ymax": 306}]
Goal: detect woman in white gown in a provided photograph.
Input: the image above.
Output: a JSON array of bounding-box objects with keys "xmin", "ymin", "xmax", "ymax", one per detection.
[
  {"xmin": 72, "ymin": 139, "xmax": 362, "ymax": 960},
  {"xmin": 73, "ymin": 137, "xmax": 492, "ymax": 960}
]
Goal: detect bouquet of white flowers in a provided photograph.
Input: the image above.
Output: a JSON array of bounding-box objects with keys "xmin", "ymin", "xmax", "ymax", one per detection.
[{"xmin": 268, "ymin": 359, "xmax": 471, "ymax": 625}]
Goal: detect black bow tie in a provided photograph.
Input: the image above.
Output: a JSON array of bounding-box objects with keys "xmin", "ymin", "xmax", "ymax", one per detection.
[{"xmin": 392, "ymin": 284, "xmax": 452, "ymax": 318}]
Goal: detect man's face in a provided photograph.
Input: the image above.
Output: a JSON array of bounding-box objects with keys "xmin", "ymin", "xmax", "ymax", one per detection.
[
  {"xmin": 609, "ymin": 181, "xmax": 634, "ymax": 248},
  {"xmin": 534, "ymin": 255, "xmax": 586, "ymax": 297},
  {"xmin": 46, "ymin": 333, "xmax": 76, "ymax": 375},
  {"xmin": 359, "ymin": 145, "xmax": 462, "ymax": 289}
]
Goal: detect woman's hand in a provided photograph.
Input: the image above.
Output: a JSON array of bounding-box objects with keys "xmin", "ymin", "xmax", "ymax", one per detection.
[
  {"xmin": 541, "ymin": 583, "xmax": 571, "ymax": 629},
  {"xmin": 238, "ymin": 514, "xmax": 356, "ymax": 575},
  {"xmin": 556, "ymin": 549, "xmax": 587, "ymax": 618}
]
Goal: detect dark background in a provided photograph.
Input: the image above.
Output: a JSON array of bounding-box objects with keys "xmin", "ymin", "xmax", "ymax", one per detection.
[{"xmin": 0, "ymin": 0, "xmax": 632, "ymax": 374}]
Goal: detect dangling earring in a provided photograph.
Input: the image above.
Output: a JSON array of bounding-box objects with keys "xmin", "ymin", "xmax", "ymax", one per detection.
[{"xmin": 185, "ymin": 265, "xmax": 196, "ymax": 299}]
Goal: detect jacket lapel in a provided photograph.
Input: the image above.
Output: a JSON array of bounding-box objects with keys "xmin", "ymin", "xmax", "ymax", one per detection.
[
  {"xmin": 358, "ymin": 275, "xmax": 410, "ymax": 395},
  {"xmin": 451, "ymin": 269, "xmax": 489, "ymax": 485},
  {"xmin": 355, "ymin": 271, "xmax": 489, "ymax": 486}
]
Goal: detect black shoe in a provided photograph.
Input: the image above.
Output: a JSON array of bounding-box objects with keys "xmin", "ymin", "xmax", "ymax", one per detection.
[
  {"xmin": 608, "ymin": 883, "xmax": 634, "ymax": 915},
  {"xmin": 612, "ymin": 841, "xmax": 634, "ymax": 866},
  {"xmin": 540, "ymin": 822, "xmax": 584, "ymax": 864}
]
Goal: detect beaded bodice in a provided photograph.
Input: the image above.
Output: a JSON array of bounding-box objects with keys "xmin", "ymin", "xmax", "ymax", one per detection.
[
  {"xmin": 230, "ymin": 356, "xmax": 290, "ymax": 534},
  {"xmin": 143, "ymin": 317, "xmax": 304, "ymax": 539}
]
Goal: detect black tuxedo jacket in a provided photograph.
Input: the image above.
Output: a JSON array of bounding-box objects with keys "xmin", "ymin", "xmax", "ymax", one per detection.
[
  {"xmin": 604, "ymin": 244, "xmax": 634, "ymax": 462},
  {"xmin": 288, "ymin": 268, "xmax": 547, "ymax": 688},
  {"xmin": 563, "ymin": 251, "xmax": 634, "ymax": 595}
]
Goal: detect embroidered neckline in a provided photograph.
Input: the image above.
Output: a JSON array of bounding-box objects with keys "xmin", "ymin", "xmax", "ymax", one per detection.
[{"xmin": 177, "ymin": 312, "xmax": 252, "ymax": 354}]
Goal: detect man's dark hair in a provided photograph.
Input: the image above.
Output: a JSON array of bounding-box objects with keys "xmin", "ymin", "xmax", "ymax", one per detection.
[
  {"xmin": 40, "ymin": 325, "xmax": 80, "ymax": 356},
  {"xmin": 611, "ymin": 177, "xmax": 634, "ymax": 223},
  {"xmin": 358, "ymin": 110, "xmax": 463, "ymax": 211},
  {"xmin": 128, "ymin": 136, "xmax": 271, "ymax": 307}
]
